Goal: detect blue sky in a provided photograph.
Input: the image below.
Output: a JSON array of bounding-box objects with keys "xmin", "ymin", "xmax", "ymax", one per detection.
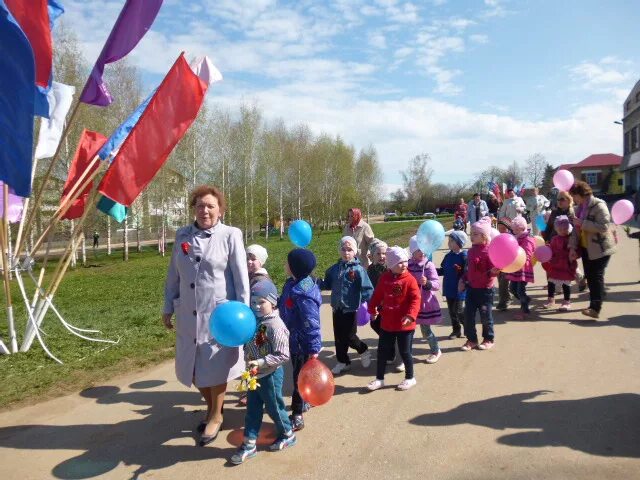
[{"xmin": 61, "ymin": 0, "xmax": 639, "ymax": 193}]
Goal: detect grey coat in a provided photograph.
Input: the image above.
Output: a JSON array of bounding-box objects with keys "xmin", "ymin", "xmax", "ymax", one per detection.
[
  {"xmin": 164, "ymin": 222, "xmax": 250, "ymax": 388},
  {"xmin": 343, "ymin": 220, "xmax": 375, "ymax": 267}
]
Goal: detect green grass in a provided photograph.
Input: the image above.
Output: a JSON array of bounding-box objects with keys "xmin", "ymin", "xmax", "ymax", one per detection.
[{"xmin": 0, "ymin": 219, "xmax": 435, "ymax": 410}]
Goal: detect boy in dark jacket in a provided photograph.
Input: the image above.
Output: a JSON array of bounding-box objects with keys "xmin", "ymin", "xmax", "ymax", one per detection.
[
  {"xmin": 278, "ymin": 248, "xmax": 322, "ymax": 432},
  {"xmin": 321, "ymin": 236, "xmax": 374, "ymax": 375},
  {"xmin": 437, "ymin": 230, "xmax": 468, "ymax": 339}
]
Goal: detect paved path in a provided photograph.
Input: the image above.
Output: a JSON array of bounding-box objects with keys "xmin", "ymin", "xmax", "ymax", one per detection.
[{"xmin": 1, "ymin": 235, "xmax": 639, "ymax": 480}]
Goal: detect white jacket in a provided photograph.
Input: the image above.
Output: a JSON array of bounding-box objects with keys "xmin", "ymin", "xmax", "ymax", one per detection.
[{"xmin": 498, "ymin": 196, "xmax": 526, "ymax": 220}]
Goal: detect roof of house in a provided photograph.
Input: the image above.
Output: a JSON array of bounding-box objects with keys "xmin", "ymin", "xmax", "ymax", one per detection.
[{"xmin": 557, "ymin": 153, "xmax": 622, "ymax": 170}]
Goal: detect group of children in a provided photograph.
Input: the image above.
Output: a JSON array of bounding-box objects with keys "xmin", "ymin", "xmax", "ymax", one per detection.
[{"xmin": 232, "ymin": 212, "xmax": 579, "ymax": 464}]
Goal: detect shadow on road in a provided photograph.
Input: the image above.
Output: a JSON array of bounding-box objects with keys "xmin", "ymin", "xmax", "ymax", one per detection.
[
  {"xmin": 0, "ymin": 380, "xmax": 240, "ymax": 479},
  {"xmin": 409, "ymin": 390, "xmax": 640, "ymax": 458}
]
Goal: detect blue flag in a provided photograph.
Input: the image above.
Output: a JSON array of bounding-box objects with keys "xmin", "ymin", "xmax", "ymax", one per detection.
[
  {"xmin": 0, "ymin": 0, "xmax": 35, "ymax": 197},
  {"xmin": 97, "ymin": 195, "xmax": 128, "ymax": 223},
  {"xmin": 97, "ymin": 89, "xmax": 155, "ymax": 161}
]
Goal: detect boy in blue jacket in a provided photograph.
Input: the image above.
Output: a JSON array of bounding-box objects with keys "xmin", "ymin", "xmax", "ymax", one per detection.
[
  {"xmin": 278, "ymin": 248, "xmax": 322, "ymax": 432},
  {"xmin": 321, "ymin": 236, "xmax": 374, "ymax": 375},
  {"xmin": 437, "ymin": 231, "xmax": 468, "ymax": 339}
]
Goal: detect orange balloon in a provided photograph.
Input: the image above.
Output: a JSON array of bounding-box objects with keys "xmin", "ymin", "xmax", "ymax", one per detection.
[
  {"xmin": 502, "ymin": 247, "xmax": 526, "ymax": 273},
  {"xmin": 297, "ymin": 358, "xmax": 335, "ymax": 406}
]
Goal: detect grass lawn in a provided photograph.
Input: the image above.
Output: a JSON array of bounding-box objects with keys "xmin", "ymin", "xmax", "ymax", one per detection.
[{"xmin": 0, "ymin": 218, "xmax": 450, "ymax": 410}]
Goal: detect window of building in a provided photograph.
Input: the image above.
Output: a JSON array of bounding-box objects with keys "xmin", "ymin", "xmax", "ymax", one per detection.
[
  {"xmin": 636, "ymin": 92, "xmax": 640, "ymax": 102},
  {"xmin": 625, "ymin": 131, "xmax": 631, "ymax": 154},
  {"xmin": 626, "ymin": 101, "xmax": 631, "ymax": 112},
  {"xmin": 583, "ymin": 172, "xmax": 599, "ymax": 186},
  {"xmin": 632, "ymin": 127, "xmax": 638, "ymax": 152},
  {"xmin": 636, "ymin": 126, "xmax": 640, "ymax": 150},
  {"xmin": 618, "ymin": 178, "xmax": 624, "ymax": 186}
]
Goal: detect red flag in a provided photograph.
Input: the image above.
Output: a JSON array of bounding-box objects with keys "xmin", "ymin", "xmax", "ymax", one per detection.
[
  {"xmin": 5, "ymin": 0, "xmax": 52, "ymax": 88},
  {"xmin": 61, "ymin": 130, "xmax": 107, "ymax": 220},
  {"xmin": 98, "ymin": 54, "xmax": 209, "ymax": 206}
]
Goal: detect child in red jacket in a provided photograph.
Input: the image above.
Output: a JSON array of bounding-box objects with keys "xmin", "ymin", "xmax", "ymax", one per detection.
[
  {"xmin": 367, "ymin": 246, "xmax": 421, "ymax": 391},
  {"xmin": 542, "ymin": 216, "xmax": 578, "ymax": 311},
  {"xmin": 459, "ymin": 217, "xmax": 499, "ymax": 351}
]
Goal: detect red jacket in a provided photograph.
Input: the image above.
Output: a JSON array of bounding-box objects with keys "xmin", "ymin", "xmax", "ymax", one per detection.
[
  {"xmin": 462, "ymin": 244, "xmax": 498, "ymax": 289},
  {"xmin": 368, "ymin": 270, "xmax": 421, "ymax": 332},
  {"xmin": 542, "ymin": 234, "xmax": 578, "ymax": 281}
]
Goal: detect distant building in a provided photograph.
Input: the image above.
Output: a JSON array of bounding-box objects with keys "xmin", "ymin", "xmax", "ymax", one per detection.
[
  {"xmin": 619, "ymin": 79, "xmax": 640, "ymax": 192},
  {"xmin": 557, "ymin": 153, "xmax": 624, "ymax": 194}
]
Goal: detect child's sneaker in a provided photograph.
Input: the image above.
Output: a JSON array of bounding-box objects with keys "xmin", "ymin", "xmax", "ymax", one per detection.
[
  {"xmin": 289, "ymin": 414, "xmax": 304, "ymax": 431},
  {"xmin": 360, "ymin": 351, "xmax": 372, "ymax": 368},
  {"xmin": 578, "ymin": 279, "xmax": 588, "ymax": 292},
  {"xmin": 477, "ymin": 339, "xmax": 494, "ymax": 350},
  {"xmin": 542, "ymin": 298, "xmax": 555, "ymax": 309},
  {"xmin": 460, "ymin": 340, "xmax": 478, "ymax": 351},
  {"xmin": 581, "ymin": 308, "xmax": 600, "ymax": 319},
  {"xmin": 425, "ymin": 350, "xmax": 442, "ymax": 364},
  {"xmin": 448, "ymin": 330, "xmax": 461, "ymax": 339},
  {"xmin": 367, "ymin": 379, "xmax": 384, "ymax": 391},
  {"xmin": 495, "ymin": 303, "xmax": 508, "ymax": 311},
  {"xmin": 397, "ymin": 377, "xmax": 417, "ymax": 391},
  {"xmin": 268, "ymin": 433, "xmax": 297, "ymax": 452},
  {"xmin": 395, "ymin": 362, "xmax": 406, "ymax": 372},
  {"xmin": 230, "ymin": 442, "xmax": 257, "ymax": 465},
  {"xmin": 558, "ymin": 301, "xmax": 571, "ymax": 312},
  {"xmin": 331, "ymin": 362, "xmax": 350, "ymax": 375},
  {"xmin": 301, "ymin": 402, "xmax": 312, "ymax": 413}
]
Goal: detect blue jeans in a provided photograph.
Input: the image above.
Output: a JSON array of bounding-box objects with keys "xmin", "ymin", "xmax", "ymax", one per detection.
[
  {"xmin": 419, "ymin": 324, "xmax": 440, "ymax": 354},
  {"xmin": 509, "ymin": 281, "xmax": 530, "ymax": 313},
  {"xmin": 244, "ymin": 367, "xmax": 292, "ymax": 442},
  {"xmin": 376, "ymin": 329, "xmax": 415, "ymax": 380},
  {"xmin": 464, "ymin": 288, "xmax": 494, "ymax": 343}
]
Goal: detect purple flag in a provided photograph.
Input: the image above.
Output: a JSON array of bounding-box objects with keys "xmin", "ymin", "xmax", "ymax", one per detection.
[
  {"xmin": 79, "ymin": 0, "xmax": 163, "ymax": 107},
  {"xmin": 0, "ymin": 181, "xmax": 25, "ymax": 223}
]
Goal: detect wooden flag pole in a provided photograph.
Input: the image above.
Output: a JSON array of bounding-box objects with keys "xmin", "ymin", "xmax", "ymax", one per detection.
[
  {"xmin": 27, "ymin": 159, "xmax": 106, "ymax": 259},
  {"xmin": 1, "ymin": 184, "xmax": 18, "ymax": 353},
  {"xmin": 15, "ymin": 102, "xmax": 82, "ymax": 260}
]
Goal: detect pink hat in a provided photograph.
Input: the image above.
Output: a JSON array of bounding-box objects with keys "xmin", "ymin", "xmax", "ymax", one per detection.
[
  {"xmin": 471, "ymin": 216, "xmax": 492, "ymax": 237},
  {"xmin": 385, "ymin": 246, "xmax": 409, "ymax": 269},
  {"xmin": 511, "ymin": 215, "xmax": 528, "ymax": 231}
]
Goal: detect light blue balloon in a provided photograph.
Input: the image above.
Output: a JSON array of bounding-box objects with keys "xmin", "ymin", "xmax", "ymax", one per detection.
[
  {"xmin": 209, "ymin": 301, "xmax": 257, "ymax": 347},
  {"xmin": 535, "ymin": 214, "xmax": 547, "ymax": 232},
  {"xmin": 416, "ymin": 220, "xmax": 445, "ymax": 256},
  {"xmin": 288, "ymin": 219, "xmax": 313, "ymax": 247}
]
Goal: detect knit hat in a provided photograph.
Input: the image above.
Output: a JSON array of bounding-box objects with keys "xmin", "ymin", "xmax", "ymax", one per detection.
[
  {"xmin": 554, "ymin": 215, "xmax": 573, "ymax": 234},
  {"xmin": 511, "ymin": 215, "xmax": 528, "ymax": 232},
  {"xmin": 287, "ymin": 248, "xmax": 317, "ymax": 279},
  {"xmin": 340, "ymin": 236, "xmax": 358, "ymax": 252},
  {"xmin": 385, "ymin": 246, "xmax": 409, "ymax": 269},
  {"xmin": 409, "ymin": 235, "xmax": 420, "ymax": 255},
  {"xmin": 497, "ymin": 217, "xmax": 513, "ymax": 233},
  {"xmin": 449, "ymin": 230, "xmax": 468, "ymax": 249},
  {"xmin": 250, "ymin": 280, "xmax": 278, "ymax": 306},
  {"xmin": 452, "ymin": 218, "xmax": 465, "ymax": 231},
  {"xmin": 368, "ymin": 239, "xmax": 388, "ymax": 254},
  {"xmin": 471, "ymin": 216, "xmax": 492, "ymax": 237},
  {"xmin": 246, "ymin": 244, "xmax": 268, "ymax": 265}
]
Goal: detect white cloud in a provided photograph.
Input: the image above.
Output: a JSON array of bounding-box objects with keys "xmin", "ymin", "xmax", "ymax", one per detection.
[
  {"xmin": 368, "ymin": 32, "xmax": 387, "ymax": 49},
  {"xmin": 469, "ymin": 34, "xmax": 489, "ymax": 44}
]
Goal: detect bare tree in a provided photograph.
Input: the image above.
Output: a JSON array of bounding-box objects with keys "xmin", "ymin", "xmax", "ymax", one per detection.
[{"xmin": 524, "ymin": 153, "xmax": 548, "ymax": 188}]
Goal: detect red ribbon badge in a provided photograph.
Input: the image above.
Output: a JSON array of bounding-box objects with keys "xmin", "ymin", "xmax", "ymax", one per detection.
[{"xmin": 181, "ymin": 242, "xmax": 190, "ymax": 255}]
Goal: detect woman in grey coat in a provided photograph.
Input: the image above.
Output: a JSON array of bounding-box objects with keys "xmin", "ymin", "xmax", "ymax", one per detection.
[{"xmin": 162, "ymin": 185, "xmax": 250, "ymax": 446}]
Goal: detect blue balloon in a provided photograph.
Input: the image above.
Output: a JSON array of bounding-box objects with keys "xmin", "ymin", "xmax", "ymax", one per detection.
[
  {"xmin": 209, "ymin": 301, "xmax": 256, "ymax": 347},
  {"xmin": 535, "ymin": 214, "xmax": 547, "ymax": 232},
  {"xmin": 416, "ymin": 220, "xmax": 445, "ymax": 256},
  {"xmin": 288, "ymin": 219, "xmax": 313, "ymax": 247}
]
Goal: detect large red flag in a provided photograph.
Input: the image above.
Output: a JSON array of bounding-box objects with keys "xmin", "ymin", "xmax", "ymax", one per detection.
[
  {"xmin": 98, "ymin": 54, "xmax": 212, "ymax": 206},
  {"xmin": 61, "ymin": 130, "xmax": 107, "ymax": 220},
  {"xmin": 5, "ymin": 0, "xmax": 51, "ymax": 88}
]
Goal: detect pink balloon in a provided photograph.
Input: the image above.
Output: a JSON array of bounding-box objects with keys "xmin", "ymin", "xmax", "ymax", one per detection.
[
  {"xmin": 611, "ymin": 199, "xmax": 634, "ymax": 225},
  {"xmin": 488, "ymin": 233, "xmax": 519, "ymax": 269},
  {"xmin": 534, "ymin": 245, "xmax": 552, "ymax": 263},
  {"xmin": 553, "ymin": 169, "xmax": 574, "ymax": 191}
]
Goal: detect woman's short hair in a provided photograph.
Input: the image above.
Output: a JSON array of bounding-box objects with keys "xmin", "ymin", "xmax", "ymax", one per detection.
[
  {"xmin": 568, "ymin": 180, "xmax": 593, "ymax": 197},
  {"xmin": 556, "ymin": 190, "xmax": 573, "ymax": 205},
  {"xmin": 189, "ymin": 185, "xmax": 227, "ymax": 213}
]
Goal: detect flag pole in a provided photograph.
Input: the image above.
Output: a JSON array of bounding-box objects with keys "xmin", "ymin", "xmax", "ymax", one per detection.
[
  {"xmin": 27, "ymin": 158, "xmax": 106, "ymax": 259},
  {"xmin": 1, "ymin": 184, "xmax": 18, "ymax": 353},
  {"xmin": 15, "ymin": 101, "xmax": 81, "ymax": 260}
]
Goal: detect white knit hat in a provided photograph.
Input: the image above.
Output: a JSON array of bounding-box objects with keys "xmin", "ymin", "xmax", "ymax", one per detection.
[
  {"xmin": 246, "ymin": 244, "xmax": 268, "ymax": 265},
  {"xmin": 386, "ymin": 246, "xmax": 409, "ymax": 269},
  {"xmin": 340, "ymin": 236, "xmax": 358, "ymax": 252},
  {"xmin": 409, "ymin": 235, "xmax": 420, "ymax": 255}
]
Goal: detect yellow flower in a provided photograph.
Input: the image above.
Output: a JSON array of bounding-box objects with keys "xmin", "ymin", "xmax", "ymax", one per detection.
[{"xmin": 241, "ymin": 370, "xmax": 251, "ymax": 381}]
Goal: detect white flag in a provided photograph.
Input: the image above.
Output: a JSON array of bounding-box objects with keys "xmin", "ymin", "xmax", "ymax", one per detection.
[{"xmin": 35, "ymin": 82, "xmax": 76, "ymax": 160}]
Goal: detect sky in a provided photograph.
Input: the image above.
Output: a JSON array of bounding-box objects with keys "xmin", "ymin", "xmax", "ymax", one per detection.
[{"xmin": 60, "ymin": 0, "xmax": 639, "ymax": 195}]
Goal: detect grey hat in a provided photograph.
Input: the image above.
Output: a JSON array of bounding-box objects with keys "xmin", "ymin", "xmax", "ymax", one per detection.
[
  {"xmin": 449, "ymin": 231, "xmax": 468, "ymax": 249},
  {"xmin": 250, "ymin": 280, "xmax": 278, "ymax": 306}
]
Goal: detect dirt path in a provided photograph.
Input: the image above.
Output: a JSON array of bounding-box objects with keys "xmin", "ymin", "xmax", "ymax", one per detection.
[{"xmin": 1, "ymin": 235, "xmax": 639, "ymax": 480}]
